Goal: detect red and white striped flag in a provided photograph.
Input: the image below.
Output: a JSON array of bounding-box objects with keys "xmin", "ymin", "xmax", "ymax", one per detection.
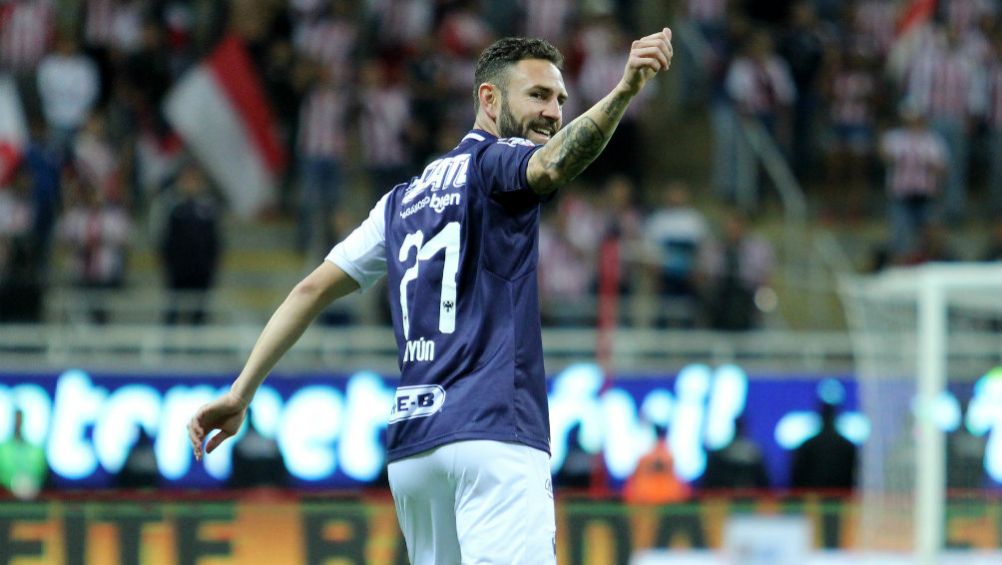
[
  {"xmin": 163, "ymin": 35, "xmax": 287, "ymax": 218},
  {"xmin": 0, "ymin": 75, "xmax": 28, "ymax": 186}
]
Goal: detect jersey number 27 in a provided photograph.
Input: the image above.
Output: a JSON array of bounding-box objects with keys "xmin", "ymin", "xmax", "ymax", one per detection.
[{"xmin": 398, "ymin": 221, "xmax": 460, "ymax": 339}]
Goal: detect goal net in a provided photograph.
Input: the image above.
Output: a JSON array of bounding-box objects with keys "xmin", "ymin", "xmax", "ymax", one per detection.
[{"xmin": 839, "ymin": 263, "xmax": 1002, "ymax": 564}]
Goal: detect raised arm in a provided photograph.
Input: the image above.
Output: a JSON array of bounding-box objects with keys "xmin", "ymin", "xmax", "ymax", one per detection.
[
  {"xmin": 527, "ymin": 28, "xmax": 673, "ymax": 194},
  {"xmin": 187, "ymin": 261, "xmax": 359, "ymax": 459}
]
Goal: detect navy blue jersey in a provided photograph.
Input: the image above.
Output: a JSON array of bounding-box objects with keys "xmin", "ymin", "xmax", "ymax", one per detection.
[{"xmin": 328, "ymin": 130, "xmax": 552, "ymax": 462}]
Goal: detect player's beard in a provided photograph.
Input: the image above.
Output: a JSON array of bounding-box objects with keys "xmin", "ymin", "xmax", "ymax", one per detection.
[
  {"xmin": 497, "ymin": 97, "xmax": 556, "ymax": 143},
  {"xmin": 497, "ymin": 98, "xmax": 523, "ymax": 139}
]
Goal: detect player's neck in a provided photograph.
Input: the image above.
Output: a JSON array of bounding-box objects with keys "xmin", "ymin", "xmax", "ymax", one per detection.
[{"xmin": 472, "ymin": 114, "xmax": 500, "ymax": 138}]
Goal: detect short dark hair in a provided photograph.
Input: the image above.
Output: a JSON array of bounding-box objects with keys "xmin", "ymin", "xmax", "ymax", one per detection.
[{"xmin": 473, "ymin": 37, "xmax": 563, "ymax": 108}]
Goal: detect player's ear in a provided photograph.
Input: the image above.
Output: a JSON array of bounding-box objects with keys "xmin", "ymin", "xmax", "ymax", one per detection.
[{"xmin": 478, "ymin": 83, "xmax": 499, "ymax": 120}]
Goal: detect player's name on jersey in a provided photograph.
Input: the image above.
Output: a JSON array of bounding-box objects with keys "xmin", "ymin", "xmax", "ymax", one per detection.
[{"xmin": 402, "ymin": 336, "xmax": 436, "ymax": 363}]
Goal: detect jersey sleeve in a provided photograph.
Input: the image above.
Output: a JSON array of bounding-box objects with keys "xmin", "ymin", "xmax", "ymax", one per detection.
[
  {"xmin": 325, "ymin": 192, "xmax": 389, "ymax": 291},
  {"xmin": 476, "ymin": 137, "xmax": 544, "ymax": 195}
]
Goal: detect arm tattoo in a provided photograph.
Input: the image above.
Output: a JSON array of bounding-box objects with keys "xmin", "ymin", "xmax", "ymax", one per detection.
[
  {"xmin": 601, "ymin": 94, "xmax": 629, "ymax": 120},
  {"xmin": 542, "ymin": 116, "xmax": 611, "ymax": 181}
]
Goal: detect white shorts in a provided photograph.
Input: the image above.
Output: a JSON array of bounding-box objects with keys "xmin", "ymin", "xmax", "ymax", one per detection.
[{"xmin": 388, "ymin": 440, "xmax": 557, "ymax": 565}]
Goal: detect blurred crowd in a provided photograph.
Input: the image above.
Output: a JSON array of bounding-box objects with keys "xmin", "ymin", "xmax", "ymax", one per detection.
[{"xmin": 0, "ymin": 0, "xmax": 1001, "ymax": 329}]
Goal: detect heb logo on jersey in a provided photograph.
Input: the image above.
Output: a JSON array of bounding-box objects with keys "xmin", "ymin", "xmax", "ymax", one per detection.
[
  {"xmin": 401, "ymin": 154, "xmax": 470, "ymax": 204},
  {"xmin": 497, "ymin": 136, "xmax": 536, "ymax": 148},
  {"xmin": 389, "ymin": 384, "xmax": 446, "ymax": 424}
]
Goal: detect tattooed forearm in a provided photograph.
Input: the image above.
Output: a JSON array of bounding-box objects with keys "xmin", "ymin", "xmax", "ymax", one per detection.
[
  {"xmin": 601, "ymin": 93, "xmax": 629, "ymax": 121},
  {"xmin": 542, "ymin": 116, "xmax": 610, "ymax": 180},
  {"xmin": 527, "ymin": 88, "xmax": 634, "ymax": 194}
]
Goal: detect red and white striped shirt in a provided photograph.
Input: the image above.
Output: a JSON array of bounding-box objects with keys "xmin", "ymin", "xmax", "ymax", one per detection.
[
  {"xmin": 0, "ymin": 0, "xmax": 53, "ymax": 73},
  {"xmin": 942, "ymin": 0, "xmax": 994, "ymax": 33},
  {"xmin": 880, "ymin": 128, "xmax": 948, "ymax": 197},
  {"xmin": 358, "ymin": 86, "xmax": 410, "ymax": 168},
  {"xmin": 84, "ymin": 0, "xmax": 142, "ymax": 52},
  {"xmin": 907, "ymin": 41, "xmax": 985, "ymax": 121},
  {"xmin": 521, "ymin": 0, "xmax": 574, "ymax": 44},
  {"xmin": 853, "ymin": 0, "xmax": 897, "ymax": 57},
  {"xmin": 293, "ymin": 18, "xmax": 358, "ymax": 83},
  {"xmin": 297, "ymin": 85, "xmax": 348, "ymax": 160},
  {"xmin": 830, "ymin": 68, "xmax": 876, "ymax": 127},
  {"xmin": 685, "ymin": 0, "xmax": 726, "ymax": 25},
  {"xmin": 725, "ymin": 56, "xmax": 797, "ymax": 115},
  {"xmin": 368, "ymin": 0, "xmax": 433, "ymax": 48},
  {"xmin": 84, "ymin": 0, "xmax": 116, "ymax": 47}
]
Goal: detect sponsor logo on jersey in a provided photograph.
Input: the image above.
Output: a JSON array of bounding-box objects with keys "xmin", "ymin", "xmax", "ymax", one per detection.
[
  {"xmin": 399, "ymin": 192, "xmax": 461, "ymax": 219},
  {"xmin": 498, "ymin": 136, "xmax": 536, "ymax": 148},
  {"xmin": 402, "ymin": 154, "xmax": 470, "ymax": 203},
  {"xmin": 402, "ymin": 336, "xmax": 436, "ymax": 362},
  {"xmin": 389, "ymin": 384, "xmax": 446, "ymax": 423}
]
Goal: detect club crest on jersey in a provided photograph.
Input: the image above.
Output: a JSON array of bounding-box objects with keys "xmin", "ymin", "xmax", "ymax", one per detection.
[{"xmin": 389, "ymin": 384, "xmax": 446, "ymax": 424}]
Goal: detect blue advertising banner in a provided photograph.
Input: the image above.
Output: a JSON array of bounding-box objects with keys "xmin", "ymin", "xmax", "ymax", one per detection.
[{"xmin": 0, "ymin": 363, "xmax": 999, "ymax": 489}]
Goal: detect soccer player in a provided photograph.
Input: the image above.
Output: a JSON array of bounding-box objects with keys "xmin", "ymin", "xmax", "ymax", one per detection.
[{"xmin": 188, "ymin": 29, "xmax": 673, "ymax": 564}]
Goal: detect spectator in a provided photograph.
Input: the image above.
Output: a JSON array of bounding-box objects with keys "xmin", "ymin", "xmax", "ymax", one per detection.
[
  {"xmin": 701, "ymin": 417, "xmax": 770, "ymax": 491},
  {"xmin": 725, "ymin": 30, "xmax": 797, "ymax": 147},
  {"xmin": 623, "ymin": 424, "xmax": 691, "ymax": 504},
  {"xmin": 120, "ymin": 18, "xmax": 174, "ymax": 138},
  {"xmin": 576, "ymin": 16, "xmax": 646, "ymax": 185},
  {"xmin": 405, "ymin": 36, "xmax": 451, "ymax": 168},
  {"xmin": 58, "ymin": 174, "xmax": 131, "ymax": 324},
  {"xmin": 520, "ymin": 0, "xmax": 576, "ymax": 47},
  {"xmin": 878, "ymin": 102, "xmax": 948, "ymax": 259},
  {"xmin": 365, "ymin": 0, "xmax": 435, "ymax": 57},
  {"xmin": 708, "ymin": 12, "xmax": 750, "ymax": 202},
  {"xmin": 642, "ymin": 181, "xmax": 708, "ymax": 327},
  {"xmin": 73, "ymin": 112, "xmax": 123, "ymax": 205},
  {"xmin": 822, "ymin": 46, "xmax": 878, "ymax": 220},
  {"xmin": 0, "ymin": 168, "xmax": 42, "ymax": 322},
  {"xmin": 904, "ymin": 23, "xmax": 986, "ymax": 221},
  {"xmin": 850, "ymin": 0, "xmax": 898, "ymax": 60},
  {"xmin": 675, "ymin": 0, "xmax": 728, "ymax": 109},
  {"xmin": 946, "ymin": 399, "xmax": 987, "ymax": 489},
  {"xmin": 696, "ymin": 209, "xmax": 775, "ymax": 331},
  {"xmin": 292, "ymin": 0, "xmax": 359, "ymax": 85},
  {"xmin": 0, "ymin": 0, "xmax": 54, "ymax": 117},
  {"xmin": 724, "ymin": 30, "xmax": 797, "ymax": 205},
  {"xmin": 598, "ymin": 174, "xmax": 644, "ymax": 297},
  {"xmin": 778, "ymin": 1, "xmax": 829, "ymax": 183},
  {"xmin": 115, "ymin": 427, "xmax": 160, "ymax": 489},
  {"xmin": 0, "ymin": 409, "xmax": 47, "ymax": 500},
  {"xmin": 986, "ymin": 30, "xmax": 1002, "ymax": 216},
  {"xmin": 296, "ymin": 63, "xmax": 349, "ymax": 255},
  {"xmin": 553, "ymin": 423, "xmax": 595, "ymax": 491},
  {"xmin": 160, "ymin": 162, "xmax": 221, "ymax": 325},
  {"xmin": 538, "ymin": 203, "xmax": 593, "ymax": 326},
  {"xmin": 36, "ymin": 33, "xmax": 101, "ymax": 155},
  {"xmin": 357, "ymin": 59, "xmax": 413, "ymax": 195},
  {"xmin": 790, "ymin": 401, "xmax": 857, "ymax": 491},
  {"xmin": 22, "ymin": 117, "xmax": 61, "ymax": 275},
  {"xmin": 227, "ymin": 411, "xmax": 289, "ymax": 489}
]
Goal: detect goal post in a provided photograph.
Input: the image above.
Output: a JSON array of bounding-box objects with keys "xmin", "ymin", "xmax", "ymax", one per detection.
[{"xmin": 839, "ymin": 262, "xmax": 1002, "ymax": 564}]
